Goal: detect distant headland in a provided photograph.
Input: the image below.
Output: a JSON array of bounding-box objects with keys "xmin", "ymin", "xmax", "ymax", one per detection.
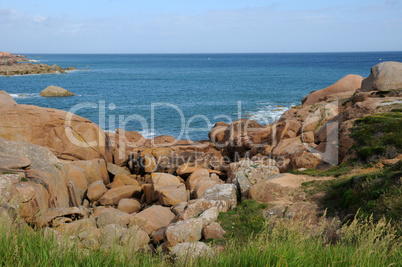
[{"xmin": 0, "ymin": 51, "xmax": 75, "ymax": 76}]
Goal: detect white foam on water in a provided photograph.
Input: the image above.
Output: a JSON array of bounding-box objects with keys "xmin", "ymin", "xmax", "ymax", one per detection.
[
  {"xmin": 10, "ymin": 93, "xmax": 40, "ymax": 99},
  {"xmin": 247, "ymin": 103, "xmax": 297, "ymax": 125},
  {"xmin": 139, "ymin": 130, "xmax": 157, "ymax": 139}
]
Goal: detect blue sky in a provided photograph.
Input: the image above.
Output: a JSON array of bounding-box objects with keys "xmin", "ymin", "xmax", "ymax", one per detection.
[{"xmin": 1, "ymin": 0, "xmax": 401, "ymax": 53}]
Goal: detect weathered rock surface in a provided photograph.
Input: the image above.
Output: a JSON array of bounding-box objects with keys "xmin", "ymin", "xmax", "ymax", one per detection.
[
  {"xmin": 96, "ymin": 208, "xmax": 128, "ymax": 228},
  {"xmin": 157, "ymin": 183, "xmax": 188, "ymax": 206},
  {"xmin": 361, "ymin": 61, "xmax": 402, "ymax": 92},
  {"xmin": 0, "ymin": 137, "xmax": 70, "ymax": 211},
  {"xmin": 99, "ymin": 185, "xmax": 142, "ymax": 206},
  {"xmin": 120, "ymin": 225, "xmax": 150, "ymax": 252},
  {"xmin": 202, "ymin": 184, "xmax": 237, "ymax": 210},
  {"xmin": 39, "ymin": 85, "xmax": 75, "ymax": 97},
  {"xmin": 34, "ymin": 207, "xmax": 89, "ymax": 227},
  {"xmin": 117, "ymin": 198, "xmax": 141, "ymax": 214},
  {"xmin": 202, "ymin": 222, "xmax": 226, "ymax": 240},
  {"xmin": 63, "ymin": 159, "xmax": 110, "ymax": 184},
  {"xmin": 130, "ymin": 205, "xmax": 175, "ymax": 235},
  {"xmin": 0, "ymin": 152, "xmax": 31, "ymax": 169},
  {"xmin": 0, "ymin": 91, "xmax": 110, "ymax": 161},
  {"xmin": 302, "ymin": 74, "xmax": 363, "ymax": 105},
  {"xmin": 165, "ymin": 218, "xmax": 204, "ymax": 247},
  {"xmin": 170, "ymin": 242, "xmax": 214, "ymax": 261},
  {"xmin": 87, "ymin": 180, "xmax": 107, "ymax": 202}
]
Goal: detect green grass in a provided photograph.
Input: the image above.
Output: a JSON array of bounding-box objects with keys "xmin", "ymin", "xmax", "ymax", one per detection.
[
  {"xmin": 217, "ymin": 199, "xmax": 268, "ymax": 241},
  {"xmin": 350, "ymin": 111, "xmax": 402, "ymax": 162},
  {"xmin": 290, "ymin": 164, "xmax": 352, "ymax": 177},
  {"xmin": 323, "ymin": 161, "xmax": 402, "ymax": 228},
  {"xmin": 2, "ymin": 213, "xmax": 400, "ymax": 266}
]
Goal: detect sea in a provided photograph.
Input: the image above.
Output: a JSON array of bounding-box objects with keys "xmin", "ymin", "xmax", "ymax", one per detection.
[{"xmin": 1, "ymin": 52, "xmax": 402, "ymax": 142}]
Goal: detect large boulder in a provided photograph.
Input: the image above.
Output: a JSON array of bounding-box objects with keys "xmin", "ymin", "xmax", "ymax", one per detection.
[
  {"xmin": 68, "ymin": 159, "xmax": 110, "ymax": 185},
  {"xmin": 39, "ymin": 85, "xmax": 75, "ymax": 97},
  {"xmin": 96, "ymin": 208, "xmax": 128, "ymax": 228},
  {"xmin": 361, "ymin": 61, "xmax": 402, "ymax": 92},
  {"xmin": 99, "ymin": 185, "xmax": 142, "ymax": 206},
  {"xmin": 0, "ymin": 90, "xmax": 17, "ymax": 106},
  {"xmin": 165, "ymin": 218, "xmax": 204, "ymax": 247},
  {"xmin": 208, "ymin": 121, "xmax": 229, "ymax": 143},
  {"xmin": 0, "ymin": 138, "xmax": 70, "ymax": 210},
  {"xmin": 0, "ymin": 91, "xmax": 110, "ymax": 161},
  {"xmin": 120, "ymin": 225, "xmax": 150, "ymax": 253},
  {"xmin": 130, "ymin": 205, "xmax": 175, "ymax": 235},
  {"xmin": 157, "ymin": 183, "xmax": 188, "ymax": 206},
  {"xmin": 202, "ymin": 184, "xmax": 237, "ymax": 210},
  {"xmin": 302, "ymin": 74, "xmax": 363, "ymax": 105},
  {"xmin": 87, "ymin": 180, "xmax": 107, "ymax": 202},
  {"xmin": 170, "ymin": 242, "xmax": 214, "ymax": 261}
]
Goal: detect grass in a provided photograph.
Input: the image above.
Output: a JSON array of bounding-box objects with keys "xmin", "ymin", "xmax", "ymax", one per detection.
[
  {"xmin": 324, "ymin": 161, "xmax": 402, "ymax": 225},
  {"xmin": 1, "ymin": 212, "xmax": 400, "ymax": 266},
  {"xmin": 216, "ymin": 199, "xmax": 268, "ymax": 242},
  {"xmin": 290, "ymin": 164, "xmax": 352, "ymax": 178},
  {"xmin": 350, "ymin": 110, "xmax": 402, "ymax": 162}
]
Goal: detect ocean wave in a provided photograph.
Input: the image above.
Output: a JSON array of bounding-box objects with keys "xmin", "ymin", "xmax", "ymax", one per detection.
[
  {"xmin": 10, "ymin": 93, "xmax": 40, "ymax": 98},
  {"xmin": 247, "ymin": 103, "xmax": 296, "ymax": 125},
  {"xmin": 139, "ymin": 130, "xmax": 157, "ymax": 139}
]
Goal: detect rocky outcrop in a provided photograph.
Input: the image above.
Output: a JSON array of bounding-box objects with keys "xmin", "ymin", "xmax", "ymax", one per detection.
[
  {"xmin": 39, "ymin": 86, "xmax": 75, "ymax": 97},
  {"xmin": 0, "ymin": 91, "xmax": 111, "ymax": 161},
  {"xmin": 0, "ymin": 138, "xmax": 70, "ymax": 213},
  {"xmin": 0, "ymin": 52, "xmax": 75, "ymax": 76},
  {"xmin": 361, "ymin": 61, "xmax": 402, "ymax": 92},
  {"xmin": 302, "ymin": 74, "xmax": 363, "ymax": 105}
]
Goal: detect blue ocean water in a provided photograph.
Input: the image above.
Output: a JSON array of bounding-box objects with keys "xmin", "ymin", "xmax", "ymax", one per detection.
[{"xmin": 1, "ymin": 52, "xmax": 402, "ymax": 141}]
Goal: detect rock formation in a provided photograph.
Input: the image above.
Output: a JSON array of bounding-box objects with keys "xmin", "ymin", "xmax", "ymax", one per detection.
[{"xmin": 39, "ymin": 85, "xmax": 75, "ymax": 97}]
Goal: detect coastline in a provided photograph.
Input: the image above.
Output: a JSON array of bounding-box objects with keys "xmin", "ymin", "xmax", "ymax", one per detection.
[
  {"xmin": 0, "ymin": 51, "xmax": 75, "ymax": 76},
  {"xmin": 0, "ymin": 58, "xmax": 401, "ymax": 263}
]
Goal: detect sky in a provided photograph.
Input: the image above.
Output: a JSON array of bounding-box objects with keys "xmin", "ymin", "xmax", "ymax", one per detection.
[{"xmin": 1, "ymin": 0, "xmax": 401, "ymax": 53}]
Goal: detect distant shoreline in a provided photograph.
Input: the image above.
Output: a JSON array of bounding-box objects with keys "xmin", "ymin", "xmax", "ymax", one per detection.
[{"xmin": 0, "ymin": 51, "xmax": 75, "ymax": 76}]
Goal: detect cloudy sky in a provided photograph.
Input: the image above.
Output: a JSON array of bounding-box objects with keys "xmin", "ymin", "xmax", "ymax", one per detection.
[{"xmin": 1, "ymin": 0, "xmax": 401, "ymax": 53}]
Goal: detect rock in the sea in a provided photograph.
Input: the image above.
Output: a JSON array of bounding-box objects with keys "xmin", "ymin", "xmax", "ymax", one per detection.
[
  {"xmin": 361, "ymin": 61, "xmax": 402, "ymax": 92},
  {"xmin": 39, "ymin": 85, "xmax": 75, "ymax": 97}
]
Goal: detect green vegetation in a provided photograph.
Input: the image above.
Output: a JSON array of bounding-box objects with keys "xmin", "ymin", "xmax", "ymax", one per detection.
[
  {"xmin": 217, "ymin": 199, "xmax": 268, "ymax": 241},
  {"xmin": 1, "ymin": 213, "xmax": 400, "ymax": 266},
  {"xmin": 324, "ymin": 161, "xmax": 402, "ymax": 226},
  {"xmin": 290, "ymin": 164, "xmax": 352, "ymax": 177},
  {"xmin": 350, "ymin": 111, "xmax": 402, "ymax": 162},
  {"xmin": 1, "ymin": 171, "xmax": 17, "ymax": 175}
]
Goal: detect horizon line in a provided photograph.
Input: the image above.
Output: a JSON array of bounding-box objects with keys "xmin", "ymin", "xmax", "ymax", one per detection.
[{"xmin": 11, "ymin": 50, "xmax": 402, "ymax": 55}]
